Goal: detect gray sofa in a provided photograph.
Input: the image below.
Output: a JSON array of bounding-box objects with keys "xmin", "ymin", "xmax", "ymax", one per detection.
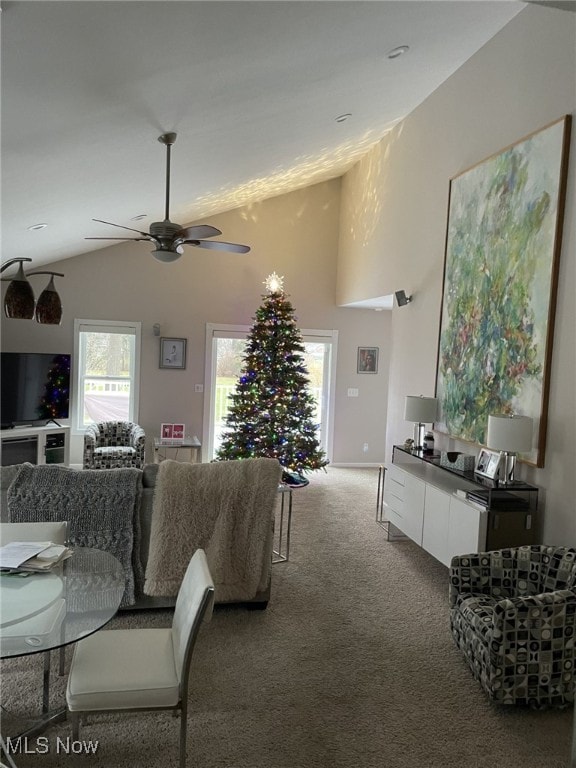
[{"xmin": 1, "ymin": 459, "xmax": 279, "ymax": 610}]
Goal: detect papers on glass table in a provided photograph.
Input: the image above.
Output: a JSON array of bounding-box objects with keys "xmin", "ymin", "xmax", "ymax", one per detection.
[{"xmin": 0, "ymin": 541, "xmax": 73, "ymax": 573}]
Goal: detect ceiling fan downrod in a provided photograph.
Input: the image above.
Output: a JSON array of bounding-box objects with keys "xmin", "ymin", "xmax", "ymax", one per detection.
[{"xmin": 158, "ymin": 132, "xmax": 177, "ymax": 222}]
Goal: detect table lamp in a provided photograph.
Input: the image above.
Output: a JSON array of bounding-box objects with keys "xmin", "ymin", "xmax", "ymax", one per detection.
[
  {"xmin": 486, "ymin": 414, "xmax": 533, "ymax": 485},
  {"xmin": 404, "ymin": 396, "xmax": 438, "ymax": 450}
]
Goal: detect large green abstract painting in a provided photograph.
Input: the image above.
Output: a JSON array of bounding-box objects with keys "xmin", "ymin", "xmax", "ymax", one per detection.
[{"xmin": 435, "ymin": 116, "xmax": 571, "ymax": 467}]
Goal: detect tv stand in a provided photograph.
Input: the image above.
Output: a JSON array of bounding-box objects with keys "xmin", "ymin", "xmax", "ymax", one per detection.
[{"xmin": 0, "ymin": 425, "xmax": 70, "ymax": 467}]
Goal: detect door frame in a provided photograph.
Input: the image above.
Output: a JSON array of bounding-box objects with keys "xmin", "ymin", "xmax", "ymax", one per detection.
[{"xmin": 202, "ymin": 323, "xmax": 338, "ymax": 463}]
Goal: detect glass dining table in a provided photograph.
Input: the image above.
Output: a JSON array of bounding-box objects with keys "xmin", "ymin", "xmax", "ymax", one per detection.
[{"xmin": 0, "ymin": 547, "xmax": 125, "ymax": 740}]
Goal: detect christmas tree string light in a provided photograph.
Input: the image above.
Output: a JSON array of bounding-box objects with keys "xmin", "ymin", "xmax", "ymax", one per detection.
[{"xmin": 215, "ymin": 274, "xmax": 327, "ymax": 483}]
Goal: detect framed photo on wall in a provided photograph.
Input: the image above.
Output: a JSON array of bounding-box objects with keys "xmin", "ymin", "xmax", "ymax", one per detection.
[
  {"xmin": 159, "ymin": 337, "xmax": 187, "ymax": 369},
  {"xmin": 357, "ymin": 347, "xmax": 378, "ymax": 374},
  {"xmin": 434, "ymin": 116, "xmax": 571, "ymax": 467}
]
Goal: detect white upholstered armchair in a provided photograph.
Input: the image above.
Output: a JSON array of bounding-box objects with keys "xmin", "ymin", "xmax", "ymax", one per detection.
[{"xmin": 83, "ymin": 421, "xmax": 146, "ymax": 470}]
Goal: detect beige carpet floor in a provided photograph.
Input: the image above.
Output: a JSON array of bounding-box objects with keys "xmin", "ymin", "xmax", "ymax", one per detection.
[{"xmin": 1, "ymin": 466, "xmax": 572, "ymax": 767}]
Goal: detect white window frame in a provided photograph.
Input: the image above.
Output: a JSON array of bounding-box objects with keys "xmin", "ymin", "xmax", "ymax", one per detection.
[
  {"xmin": 72, "ymin": 319, "xmax": 141, "ymax": 435},
  {"xmin": 203, "ymin": 323, "xmax": 338, "ymax": 463}
]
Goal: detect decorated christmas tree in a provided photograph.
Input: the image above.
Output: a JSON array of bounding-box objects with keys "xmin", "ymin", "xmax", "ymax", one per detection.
[
  {"xmin": 215, "ymin": 273, "xmax": 327, "ymax": 483},
  {"xmin": 36, "ymin": 354, "xmax": 71, "ymax": 423}
]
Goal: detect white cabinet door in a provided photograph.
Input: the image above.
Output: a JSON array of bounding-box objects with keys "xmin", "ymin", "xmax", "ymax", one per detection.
[
  {"xmin": 422, "ymin": 485, "xmax": 450, "ymax": 565},
  {"xmin": 402, "ymin": 473, "xmax": 425, "ymax": 545},
  {"xmin": 447, "ymin": 497, "xmax": 486, "ymax": 564}
]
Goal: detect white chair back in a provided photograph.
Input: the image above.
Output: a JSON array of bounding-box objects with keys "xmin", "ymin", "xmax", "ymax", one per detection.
[
  {"xmin": 0, "ymin": 521, "xmax": 68, "ymax": 546},
  {"xmin": 171, "ymin": 549, "xmax": 215, "ymax": 684}
]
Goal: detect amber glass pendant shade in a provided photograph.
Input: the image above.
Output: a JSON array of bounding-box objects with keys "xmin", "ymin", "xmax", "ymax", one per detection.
[
  {"xmin": 4, "ymin": 263, "xmax": 35, "ymax": 319},
  {"xmin": 35, "ymin": 276, "xmax": 63, "ymax": 325}
]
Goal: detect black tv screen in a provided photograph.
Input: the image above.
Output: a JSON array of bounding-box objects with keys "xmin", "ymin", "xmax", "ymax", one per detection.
[{"xmin": 1, "ymin": 352, "xmax": 71, "ymax": 428}]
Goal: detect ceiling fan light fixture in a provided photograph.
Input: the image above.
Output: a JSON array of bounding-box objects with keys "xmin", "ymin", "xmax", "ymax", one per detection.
[{"xmin": 151, "ymin": 249, "xmax": 183, "ymax": 263}]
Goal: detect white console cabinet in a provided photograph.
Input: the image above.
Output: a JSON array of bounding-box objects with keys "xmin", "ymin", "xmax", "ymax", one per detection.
[
  {"xmin": 379, "ymin": 445, "xmax": 538, "ymax": 567},
  {"xmin": 0, "ymin": 425, "xmax": 70, "ymax": 467}
]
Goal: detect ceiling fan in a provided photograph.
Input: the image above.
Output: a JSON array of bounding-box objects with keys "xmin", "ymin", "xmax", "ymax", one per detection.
[{"xmin": 86, "ymin": 133, "xmax": 250, "ymax": 262}]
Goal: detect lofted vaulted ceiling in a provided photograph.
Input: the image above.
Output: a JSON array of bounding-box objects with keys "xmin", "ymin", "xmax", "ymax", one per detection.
[{"xmin": 1, "ymin": 1, "xmax": 528, "ymax": 270}]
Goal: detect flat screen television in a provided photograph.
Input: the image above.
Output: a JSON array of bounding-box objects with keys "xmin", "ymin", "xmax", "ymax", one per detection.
[{"xmin": 1, "ymin": 352, "xmax": 71, "ymax": 429}]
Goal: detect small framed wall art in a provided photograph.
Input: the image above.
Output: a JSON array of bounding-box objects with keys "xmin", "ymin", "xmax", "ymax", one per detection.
[
  {"xmin": 159, "ymin": 337, "xmax": 187, "ymax": 369},
  {"xmin": 357, "ymin": 347, "xmax": 379, "ymax": 374},
  {"xmin": 475, "ymin": 448, "xmax": 502, "ymax": 480}
]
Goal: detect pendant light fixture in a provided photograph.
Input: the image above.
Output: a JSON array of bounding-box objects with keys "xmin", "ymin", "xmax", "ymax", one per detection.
[
  {"xmin": 1, "ymin": 258, "xmax": 65, "ymax": 325},
  {"xmin": 1, "ymin": 258, "xmax": 35, "ymax": 319},
  {"xmin": 29, "ymin": 271, "xmax": 64, "ymax": 325}
]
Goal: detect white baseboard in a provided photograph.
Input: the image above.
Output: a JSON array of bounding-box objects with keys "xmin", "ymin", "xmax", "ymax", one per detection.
[{"xmin": 328, "ymin": 462, "xmax": 382, "ymax": 468}]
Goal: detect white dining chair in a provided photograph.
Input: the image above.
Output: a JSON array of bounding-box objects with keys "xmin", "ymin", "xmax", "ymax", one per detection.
[
  {"xmin": 0, "ymin": 521, "xmax": 68, "ymax": 547},
  {"xmin": 0, "ymin": 520, "xmax": 69, "ymax": 713},
  {"xmin": 66, "ymin": 548, "xmax": 215, "ymax": 768}
]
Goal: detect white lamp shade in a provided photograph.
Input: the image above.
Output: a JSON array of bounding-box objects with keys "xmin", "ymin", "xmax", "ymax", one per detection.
[
  {"xmin": 486, "ymin": 415, "xmax": 533, "ymax": 452},
  {"xmin": 404, "ymin": 396, "xmax": 438, "ymax": 424}
]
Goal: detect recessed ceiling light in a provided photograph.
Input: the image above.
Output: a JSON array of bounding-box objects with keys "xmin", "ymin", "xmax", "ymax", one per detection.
[
  {"xmin": 387, "ymin": 45, "xmax": 410, "ymax": 60},
  {"xmin": 27, "ymin": 223, "xmax": 48, "ymax": 231},
  {"xmin": 130, "ymin": 214, "xmax": 147, "ymax": 221},
  {"xmin": 335, "ymin": 113, "xmax": 352, "ymax": 123}
]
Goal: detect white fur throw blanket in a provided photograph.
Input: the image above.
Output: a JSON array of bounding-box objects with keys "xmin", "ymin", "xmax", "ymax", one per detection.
[
  {"xmin": 7, "ymin": 463, "xmax": 142, "ymax": 607},
  {"xmin": 144, "ymin": 458, "xmax": 282, "ymax": 602}
]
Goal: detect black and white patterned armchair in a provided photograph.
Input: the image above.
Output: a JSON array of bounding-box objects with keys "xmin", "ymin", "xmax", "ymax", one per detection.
[
  {"xmin": 83, "ymin": 421, "xmax": 146, "ymax": 470},
  {"xmin": 450, "ymin": 545, "xmax": 576, "ymax": 707}
]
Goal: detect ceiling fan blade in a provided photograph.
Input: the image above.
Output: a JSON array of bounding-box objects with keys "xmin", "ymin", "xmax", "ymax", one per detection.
[
  {"xmin": 92, "ymin": 218, "xmax": 150, "ymax": 236},
  {"xmin": 174, "ymin": 225, "xmax": 222, "ymax": 241},
  {"xmin": 85, "ymin": 237, "xmax": 152, "ymax": 242},
  {"xmin": 184, "ymin": 239, "xmax": 251, "ymax": 254}
]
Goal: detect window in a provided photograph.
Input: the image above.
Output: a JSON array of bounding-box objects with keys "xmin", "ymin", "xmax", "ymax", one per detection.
[{"xmin": 73, "ymin": 319, "xmax": 141, "ymax": 433}]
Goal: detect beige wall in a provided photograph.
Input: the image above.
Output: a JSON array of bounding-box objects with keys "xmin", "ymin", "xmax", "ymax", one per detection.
[
  {"xmin": 1, "ymin": 179, "xmax": 391, "ymax": 469},
  {"xmin": 337, "ymin": 5, "xmax": 576, "ymax": 545}
]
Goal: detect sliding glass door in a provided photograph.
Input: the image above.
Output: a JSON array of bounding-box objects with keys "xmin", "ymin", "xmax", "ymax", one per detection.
[{"xmin": 203, "ymin": 324, "xmax": 337, "ymax": 462}]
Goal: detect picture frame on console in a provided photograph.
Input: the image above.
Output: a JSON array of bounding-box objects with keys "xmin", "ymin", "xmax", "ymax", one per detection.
[
  {"xmin": 434, "ymin": 116, "xmax": 571, "ymax": 468},
  {"xmin": 475, "ymin": 448, "xmax": 502, "ymax": 480},
  {"xmin": 160, "ymin": 423, "xmax": 185, "ymax": 442}
]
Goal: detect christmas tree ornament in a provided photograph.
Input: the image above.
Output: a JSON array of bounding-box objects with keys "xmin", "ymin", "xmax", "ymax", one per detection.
[{"xmin": 264, "ymin": 272, "xmax": 284, "ymax": 294}]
